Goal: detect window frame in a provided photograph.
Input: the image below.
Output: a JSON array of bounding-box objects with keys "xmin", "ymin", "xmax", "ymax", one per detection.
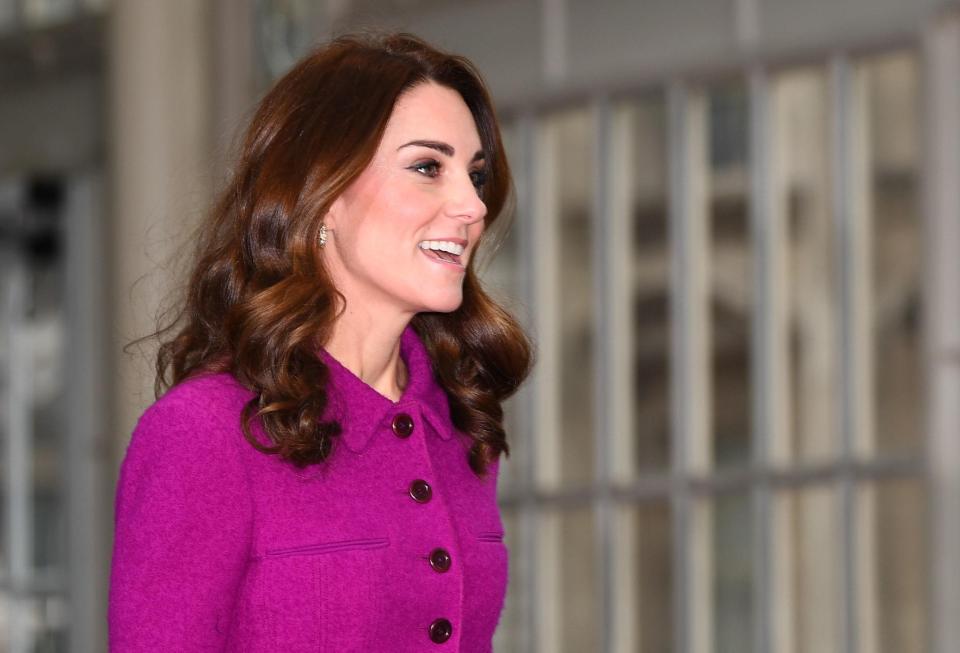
[{"xmin": 493, "ymin": 32, "xmax": 945, "ymax": 653}]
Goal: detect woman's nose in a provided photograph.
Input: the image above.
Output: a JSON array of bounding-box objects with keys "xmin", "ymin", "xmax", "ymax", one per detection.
[{"xmin": 443, "ymin": 174, "xmax": 487, "ymax": 224}]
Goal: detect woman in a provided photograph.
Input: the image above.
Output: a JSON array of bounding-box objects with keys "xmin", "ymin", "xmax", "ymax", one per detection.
[{"xmin": 108, "ymin": 32, "xmax": 532, "ymax": 652}]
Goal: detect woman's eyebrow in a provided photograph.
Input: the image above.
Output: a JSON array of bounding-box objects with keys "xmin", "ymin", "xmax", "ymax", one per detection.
[{"xmin": 398, "ymin": 139, "xmax": 485, "ymax": 162}]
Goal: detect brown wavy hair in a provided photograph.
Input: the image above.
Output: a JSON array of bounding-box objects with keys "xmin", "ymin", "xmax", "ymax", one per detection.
[{"xmin": 153, "ymin": 32, "xmax": 532, "ymax": 476}]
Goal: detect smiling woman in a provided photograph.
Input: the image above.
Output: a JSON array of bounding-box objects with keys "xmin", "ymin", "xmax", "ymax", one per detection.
[
  {"xmin": 109, "ymin": 33, "xmax": 533, "ymax": 652},
  {"xmin": 322, "ymin": 82, "xmax": 488, "ymax": 316}
]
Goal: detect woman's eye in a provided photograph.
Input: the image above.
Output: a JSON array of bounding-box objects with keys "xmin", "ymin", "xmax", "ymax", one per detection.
[
  {"xmin": 470, "ymin": 169, "xmax": 488, "ymax": 192},
  {"xmin": 411, "ymin": 160, "xmax": 441, "ymax": 177}
]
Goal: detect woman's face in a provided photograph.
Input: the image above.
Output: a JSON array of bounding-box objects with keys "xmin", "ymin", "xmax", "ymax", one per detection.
[{"xmin": 324, "ymin": 81, "xmax": 488, "ymax": 320}]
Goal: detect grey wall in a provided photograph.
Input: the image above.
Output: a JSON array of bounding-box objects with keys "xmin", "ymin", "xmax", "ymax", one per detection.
[
  {"xmin": 0, "ymin": 72, "xmax": 103, "ymax": 176},
  {"xmin": 322, "ymin": 0, "xmax": 955, "ymax": 107}
]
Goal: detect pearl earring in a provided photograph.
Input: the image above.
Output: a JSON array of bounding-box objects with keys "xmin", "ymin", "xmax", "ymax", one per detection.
[{"xmin": 319, "ymin": 223, "xmax": 328, "ymax": 248}]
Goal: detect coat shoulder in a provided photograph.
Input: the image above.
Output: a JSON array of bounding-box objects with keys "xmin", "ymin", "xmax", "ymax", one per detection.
[
  {"xmin": 129, "ymin": 373, "xmax": 255, "ymax": 460},
  {"xmin": 152, "ymin": 372, "xmax": 252, "ymax": 415}
]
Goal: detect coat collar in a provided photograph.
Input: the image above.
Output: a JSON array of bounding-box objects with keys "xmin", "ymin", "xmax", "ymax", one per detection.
[{"xmin": 317, "ymin": 324, "xmax": 454, "ymax": 453}]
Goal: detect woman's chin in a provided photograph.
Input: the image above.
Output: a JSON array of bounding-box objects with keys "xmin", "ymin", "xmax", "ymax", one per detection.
[{"xmin": 416, "ymin": 292, "xmax": 464, "ymax": 314}]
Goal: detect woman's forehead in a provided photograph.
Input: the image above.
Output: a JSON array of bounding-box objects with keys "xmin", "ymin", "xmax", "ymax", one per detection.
[{"xmin": 380, "ymin": 82, "xmax": 482, "ymax": 156}]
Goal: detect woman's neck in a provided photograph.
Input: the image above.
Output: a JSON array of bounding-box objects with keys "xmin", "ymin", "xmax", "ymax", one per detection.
[{"xmin": 323, "ymin": 309, "xmax": 411, "ymax": 402}]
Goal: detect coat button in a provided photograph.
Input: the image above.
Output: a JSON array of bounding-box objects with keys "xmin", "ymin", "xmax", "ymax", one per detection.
[
  {"xmin": 429, "ymin": 548, "xmax": 451, "ymax": 573},
  {"xmin": 428, "ymin": 618, "xmax": 453, "ymax": 644},
  {"xmin": 392, "ymin": 413, "xmax": 414, "ymax": 438},
  {"xmin": 409, "ymin": 479, "xmax": 432, "ymax": 503}
]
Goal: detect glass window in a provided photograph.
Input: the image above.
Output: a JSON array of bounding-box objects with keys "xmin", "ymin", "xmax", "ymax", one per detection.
[
  {"xmin": 858, "ymin": 478, "xmax": 929, "ymax": 653},
  {"xmin": 535, "ymin": 107, "xmax": 597, "ymax": 490},
  {"xmin": 1, "ymin": 175, "xmax": 68, "ymax": 652},
  {"xmin": 773, "ymin": 486, "xmax": 843, "ymax": 652},
  {"xmin": 537, "ymin": 507, "xmax": 599, "ymax": 653},
  {"xmin": 478, "ymin": 123, "xmax": 526, "ymax": 309},
  {"xmin": 492, "ymin": 510, "xmax": 530, "ymax": 653},
  {"xmin": 254, "ymin": 0, "xmax": 322, "ymax": 81},
  {"xmin": 487, "ymin": 46, "xmax": 929, "ymax": 653},
  {"xmin": 21, "ymin": 0, "xmax": 74, "ymax": 27},
  {"xmin": 611, "ymin": 92, "xmax": 672, "ymax": 479},
  {"xmin": 855, "ymin": 51, "xmax": 924, "ymax": 458},
  {"xmin": 0, "ymin": 0, "xmax": 15, "ymax": 32},
  {"xmin": 770, "ymin": 66, "xmax": 840, "ymax": 465},
  {"xmin": 612, "ymin": 500, "xmax": 673, "ymax": 652},
  {"xmin": 480, "ymin": 121, "xmax": 531, "ymax": 497},
  {"xmin": 706, "ymin": 80, "xmax": 754, "ymax": 470},
  {"xmin": 709, "ymin": 492, "xmax": 754, "ymax": 652}
]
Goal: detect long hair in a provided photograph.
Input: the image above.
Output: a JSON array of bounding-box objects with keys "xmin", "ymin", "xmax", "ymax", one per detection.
[{"xmin": 155, "ymin": 32, "xmax": 533, "ymax": 476}]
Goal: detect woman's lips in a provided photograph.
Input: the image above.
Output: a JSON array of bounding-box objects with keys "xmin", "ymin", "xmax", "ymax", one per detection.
[{"xmin": 420, "ymin": 247, "xmax": 464, "ymax": 269}]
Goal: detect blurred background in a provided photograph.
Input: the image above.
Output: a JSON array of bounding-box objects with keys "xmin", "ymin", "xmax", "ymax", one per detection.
[{"xmin": 2, "ymin": 0, "xmax": 960, "ymax": 651}]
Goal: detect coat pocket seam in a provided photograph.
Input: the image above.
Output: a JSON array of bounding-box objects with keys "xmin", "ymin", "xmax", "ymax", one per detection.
[
  {"xmin": 476, "ymin": 531, "xmax": 505, "ymax": 543},
  {"xmin": 262, "ymin": 536, "xmax": 390, "ymax": 559}
]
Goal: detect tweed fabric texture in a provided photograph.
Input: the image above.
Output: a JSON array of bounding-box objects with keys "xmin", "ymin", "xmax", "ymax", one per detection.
[{"xmin": 109, "ymin": 324, "xmax": 507, "ymax": 651}]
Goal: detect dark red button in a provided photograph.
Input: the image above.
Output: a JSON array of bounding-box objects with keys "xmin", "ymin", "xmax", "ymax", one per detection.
[
  {"xmin": 409, "ymin": 480, "xmax": 432, "ymax": 503},
  {"xmin": 392, "ymin": 413, "xmax": 414, "ymax": 438},
  {"xmin": 429, "ymin": 548, "xmax": 451, "ymax": 573},
  {"xmin": 428, "ymin": 618, "xmax": 453, "ymax": 644}
]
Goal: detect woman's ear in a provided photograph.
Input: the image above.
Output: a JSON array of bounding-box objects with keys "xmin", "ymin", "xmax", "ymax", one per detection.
[{"xmin": 324, "ymin": 196, "xmax": 343, "ymax": 231}]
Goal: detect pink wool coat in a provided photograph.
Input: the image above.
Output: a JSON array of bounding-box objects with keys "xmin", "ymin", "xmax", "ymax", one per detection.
[{"xmin": 109, "ymin": 325, "xmax": 508, "ymax": 651}]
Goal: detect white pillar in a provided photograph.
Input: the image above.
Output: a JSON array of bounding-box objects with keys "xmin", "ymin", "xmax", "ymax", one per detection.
[
  {"xmin": 108, "ymin": 0, "xmax": 215, "ymax": 448},
  {"xmin": 105, "ymin": 0, "xmax": 253, "ymax": 646}
]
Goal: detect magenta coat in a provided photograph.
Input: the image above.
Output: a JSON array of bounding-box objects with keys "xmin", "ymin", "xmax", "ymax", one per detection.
[{"xmin": 108, "ymin": 325, "xmax": 508, "ymax": 651}]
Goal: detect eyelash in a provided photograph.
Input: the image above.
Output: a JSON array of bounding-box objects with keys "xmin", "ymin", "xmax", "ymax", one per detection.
[{"xmin": 410, "ymin": 159, "xmax": 488, "ymax": 194}]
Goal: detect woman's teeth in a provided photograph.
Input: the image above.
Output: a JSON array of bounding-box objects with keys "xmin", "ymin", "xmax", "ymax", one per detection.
[{"xmin": 418, "ymin": 240, "xmax": 465, "ymax": 256}]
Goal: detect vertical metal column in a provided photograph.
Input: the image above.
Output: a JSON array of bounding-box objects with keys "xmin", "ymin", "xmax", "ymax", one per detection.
[
  {"xmin": 830, "ymin": 53, "xmax": 860, "ymax": 653},
  {"xmin": 529, "ymin": 113, "xmax": 561, "ymax": 652},
  {"xmin": 748, "ymin": 66, "xmax": 775, "ymax": 653},
  {"xmin": 593, "ymin": 96, "xmax": 615, "ymax": 653},
  {"xmin": 602, "ymin": 97, "xmax": 646, "ymax": 651},
  {"xmin": 515, "ymin": 110, "xmax": 539, "ymax": 653},
  {"xmin": 3, "ymin": 218, "xmax": 34, "ymax": 653},
  {"xmin": 667, "ymin": 81, "xmax": 691, "ymax": 653},
  {"xmin": 64, "ymin": 171, "xmax": 108, "ymax": 652},
  {"xmin": 922, "ymin": 11, "xmax": 960, "ymax": 653},
  {"xmin": 668, "ymin": 80, "xmax": 711, "ymax": 653}
]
